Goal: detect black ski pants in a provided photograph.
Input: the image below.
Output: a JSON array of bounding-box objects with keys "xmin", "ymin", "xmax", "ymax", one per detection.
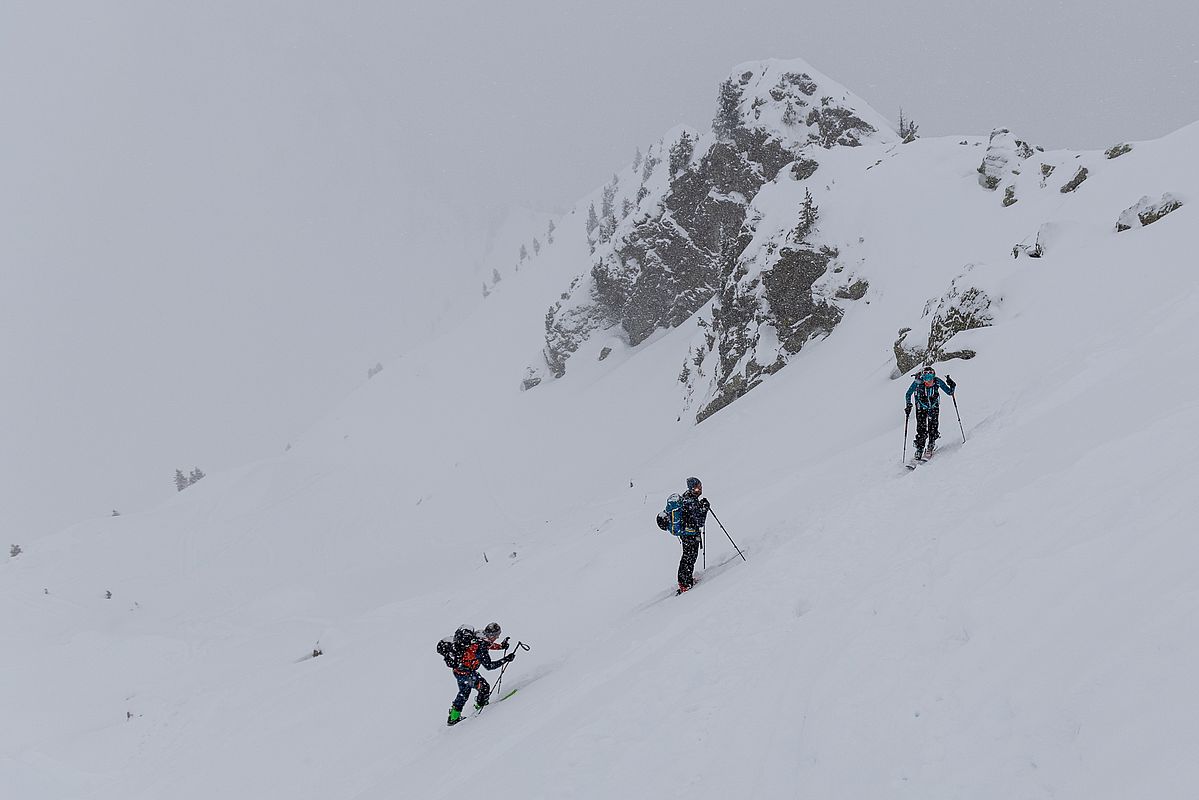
[
  {"xmin": 452, "ymin": 671, "xmax": 491, "ymax": 712},
  {"xmin": 915, "ymin": 406, "xmax": 941, "ymax": 451},
  {"xmin": 678, "ymin": 534, "xmax": 701, "ymax": 588}
]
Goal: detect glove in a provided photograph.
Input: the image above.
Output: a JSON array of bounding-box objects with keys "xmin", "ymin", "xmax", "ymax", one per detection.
[
  {"xmin": 500, "ymin": 637, "xmax": 510, "ymax": 650},
  {"xmin": 945, "ymin": 376, "xmax": 956, "ymax": 389},
  {"xmin": 698, "ymin": 498, "xmax": 710, "ymax": 511},
  {"xmin": 503, "ymin": 652, "xmax": 516, "ymax": 664},
  {"xmin": 905, "ymin": 403, "xmax": 912, "ymax": 415}
]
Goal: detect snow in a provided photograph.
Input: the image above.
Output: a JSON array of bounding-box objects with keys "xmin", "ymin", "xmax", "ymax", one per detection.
[{"xmin": 4, "ymin": 107, "xmax": 1199, "ymax": 799}]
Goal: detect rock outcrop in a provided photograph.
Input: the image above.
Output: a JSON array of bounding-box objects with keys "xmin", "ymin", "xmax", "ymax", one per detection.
[{"xmin": 892, "ymin": 265, "xmax": 999, "ymax": 377}]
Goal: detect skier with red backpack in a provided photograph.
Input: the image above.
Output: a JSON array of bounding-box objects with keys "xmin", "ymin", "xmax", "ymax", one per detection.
[{"xmin": 436, "ymin": 623, "xmax": 514, "ymax": 726}]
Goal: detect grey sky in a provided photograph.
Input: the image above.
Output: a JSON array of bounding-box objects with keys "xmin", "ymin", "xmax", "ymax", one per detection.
[{"xmin": 3, "ymin": 0, "xmax": 1196, "ymax": 538}]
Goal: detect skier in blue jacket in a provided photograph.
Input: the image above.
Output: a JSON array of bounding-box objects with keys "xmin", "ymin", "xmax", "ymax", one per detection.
[{"xmin": 905, "ymin": 366, "xmax": 956, "ymax": 460}]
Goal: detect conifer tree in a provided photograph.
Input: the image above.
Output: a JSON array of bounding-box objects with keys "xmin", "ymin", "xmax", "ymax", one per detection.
[
  {"xmin": 669, "ymin": 132, "xmax": 695, "ymax": 176},
  {"xmin": 482, "ymin": 282, "xmax": 490, "ymax": 298},
  {"xmin": 585, "ymin": 203, "xmax": 599, "ymax": 235},
  {"xmin": 898, "ymin": 108, "xmax": 920, "ymax": 143},
  {"xmin": 492, "ymin": 268, "xmax": 502, "ymax": 284},
  {"xmin": 188, "ymin": 467, "xmax": 205, "ymax": 486},
  {"xmin": 532, "ymin": 238, "xmax": 541, "ymax": 255},
  {"xmin": 546, "ymin": 219, "xmax": 555, "ymax": 244},
  {"xmin": 519, "ymin": 244, "xmax": 529, "ymax": 262},
  {"xmin": 174, "ymin": 470, "xmax": 189, "ymax": 492},
  {"xmin": 632, "ymin": 147, "xmax": 643, "ymax": 171},
  {"xmin": 713, "ymin": 79, "xmax": 743, "ymax": 140}
]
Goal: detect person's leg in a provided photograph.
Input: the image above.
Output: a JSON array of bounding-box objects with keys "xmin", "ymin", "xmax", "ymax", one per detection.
[
  {"xmin": 929, "ymin": 407, "xmax": 941, "ymax": 447},
  {"xmin": 678, "ymin": 535, "xmax": 699, "ymax": 589},
  {"xmin": 474, "ymin": 676, "xmax": 492, "ymax": 708},
  {"xmin": 915, "ymin": 408, "xmax": 929, "ymax": 453},
  {"xmin": 452, "ymin": 672, "xmax": 474, "ymax": 712}
]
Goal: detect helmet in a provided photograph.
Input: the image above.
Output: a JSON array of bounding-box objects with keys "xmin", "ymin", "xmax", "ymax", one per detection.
[
  {"xmin": 686, "ymin": 476, "xmax": 702, "ymax": 491},
  {"xmin": 482, "ymin": 622, "xmax": 501, "ymax": 640}
]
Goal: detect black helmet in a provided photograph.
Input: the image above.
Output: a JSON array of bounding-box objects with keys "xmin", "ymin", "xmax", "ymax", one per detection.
[
  {"xmin": 686, "ymin": 476, "xmax": 702, "ymax": 491},
  {"xmin": 482, "ymin": 622, "xmax": 501, "ymax": 640}
]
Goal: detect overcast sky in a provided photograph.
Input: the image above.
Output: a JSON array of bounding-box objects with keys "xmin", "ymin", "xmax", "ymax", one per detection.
[{"xmin": 3, "ymin": 0, "xmax": 1196, "ymax": 539}]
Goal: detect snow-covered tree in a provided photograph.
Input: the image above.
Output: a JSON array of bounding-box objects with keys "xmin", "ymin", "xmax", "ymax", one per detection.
[
  {"xmin": 713, "ymin": 79, "xmax": 743, "ymax": 140},
  {"xmin": 585, "ymin": 203, "xmax": 599, "ymax": 235},
  {"xmin": 482, "ymin": 282, "xmax": 490, "ymax": 298},
  {"xmin": 519, "ymin": 244, "xmax": 529, "ymax": 262},
  {"xmin": 546, "ymin": 219, "xmax": 555, "ymax": 244},
  {"xmin": 898, "ymin": 108, "xmax": 920, "ymax": 143},
  {"xmin": 792, "ymin": 189, "xmax": 819, "ymax": 241},
  {"xmin": 641, "ymin": 148, "xmax": 658, "ymax": 183},
  {"xmin": 174, "ymin": 469, "xmax": 189, "ymax": 492},
  {"xmin": 632, "ymin": 147, "xmax": 643, "ymax": 171},
  {"xmin": 188, "ymin": 467, "xmax": 205, "ymax": 486},
  {"xmin": 532, "ymin": 238, "xmax": 541, "ymax": 255},
  {"xmin": 782, "ymin": 101, "xmax": 798, "ymax": 126},
  {"xmin": 9, "ymin": 544, "xmax": 20, "ymax": 558},
  {"xmin": 601, "ymin": 182, "xmax": 616, "ymax": 221},
  {"xmin": 669, "ymin": 132, "xmax": 695, "ymax": 176},
  {"xmin": 621, "ymin": 198, "xmax": 633, "ymax": 218},
  {"xmin": 492, "ymin": 268, "xmax": 502, "ymax": 284}
]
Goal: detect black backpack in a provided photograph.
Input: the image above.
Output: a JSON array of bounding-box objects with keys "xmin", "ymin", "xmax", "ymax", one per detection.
[{"xmin": 435, "ymin": 626, "xmax": 475, "ymax": 669}]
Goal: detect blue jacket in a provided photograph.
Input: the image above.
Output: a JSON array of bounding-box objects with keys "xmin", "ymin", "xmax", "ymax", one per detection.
[{"xmin": 906, "ymin": 377, "xmax": 954, "ymax": 411}]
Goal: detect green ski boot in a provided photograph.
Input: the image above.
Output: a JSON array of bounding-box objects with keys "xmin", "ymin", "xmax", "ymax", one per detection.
[{"xmin": 447, "ymin": 708, "xmax": 462, "ymax": 726}]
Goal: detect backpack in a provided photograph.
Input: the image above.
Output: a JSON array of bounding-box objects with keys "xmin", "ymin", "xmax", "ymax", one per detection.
[
  {"xmin": 436, "ymin": 626, "xmax": 476, "ymax": 669},
  {"xmin": 656, "ymin": 493, "xmax": 685, "ymax": 536},
  {"xmin": 436, "ymin": 637, "xmax": 458, "ymax": 668}
]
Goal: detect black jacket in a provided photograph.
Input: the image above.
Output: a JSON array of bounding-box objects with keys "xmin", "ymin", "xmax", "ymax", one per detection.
[{"xmin": 678, "ymin": 490, "xmax": 708, "ymax": 534}]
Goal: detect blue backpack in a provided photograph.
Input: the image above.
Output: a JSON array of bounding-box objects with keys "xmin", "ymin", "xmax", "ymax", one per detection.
[{"xmin": 655, "ymin": 494, "xmax": 685, "ymax": 536}]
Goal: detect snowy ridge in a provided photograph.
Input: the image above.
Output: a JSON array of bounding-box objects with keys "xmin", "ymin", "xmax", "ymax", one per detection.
[{"xmin": 4, "ymin": 74, "xmax": 1199, "ymax": 800}]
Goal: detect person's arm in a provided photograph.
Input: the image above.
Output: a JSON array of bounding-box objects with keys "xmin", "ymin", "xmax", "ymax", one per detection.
[
  {"xmin": 937, "ymin": 377, "xmax": 954, "ymax": 395},
  {"xmin": 905, "ymin": 382, "xmax": 917, "ymax": 407}
]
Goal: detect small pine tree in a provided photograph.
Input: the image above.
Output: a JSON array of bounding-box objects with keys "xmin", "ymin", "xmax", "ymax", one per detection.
[
  {"xmin": 792, "ymin": 189, "xmax": 819, "ymax": 240},
  {"xmin": 632, "ymin": 147, "xmax": 642, "ymax": 171},
  {"xmin": 482, "ymin": 282, "xmax": 490, "ymax": 298},
  {"xmin": 174, "ymin": 470, "xmax": 188, "ymax": 492},
  {"xmin": 601, "ymin": 183, "xmax": 616, "ymax": 221},
  {"xmin": 546, "ymin": 219, "xmax": 555, "ymax": 244},
  {"xmin": 492, "ymin": 268, "xmax": 502, "ymax": 284},
  {"xmin": 532, "ymin": 238, "xmax": 541, "ymax": 255},
  {"xmin": 713, "ymin": 79, "xmax": 743, "ymax": 140},
  {"xmin": 898, "ymin": 108, "xmax": 919, "ymax": 143},
  {"xmin": 782, "ymin": 101, "xmax": 798, "ymax": 126},
  {"xmin": 621, "ymin": 198, "xmax": 633, "ymax": 218},
  {"xmin": 641, "ymin": 149, "xmax": 658, "ymax": 183},
  {"xmin": 585, "ymin": 203, "xmax": 599, "ymax": 235},
  {"xmin": 519, "ymin": 244, "xmax": 529, "ymax": 262},
  {"xmin": 669, "ymin": 132, "xmax": 695, "ymax": 176},
  {"xmin": 10, "ymin": 544, "xmax": 21, "ymax": 558},
  {"xmin": 188, "ymin": 467, "xmax": 205, "ymax": 486}
]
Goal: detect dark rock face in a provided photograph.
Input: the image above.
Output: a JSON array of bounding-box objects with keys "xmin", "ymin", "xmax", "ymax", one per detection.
[
  {"xmin": 1116, "ymin": 193, "xmax": 1183, "ymax": 231},
  {"xmin": 1105, "ymin": 143, "xmax": 1133, "ymax": 159},
  {"xmin": 533, "ymin": 59, "xmax": 893, "ymax": 417},
  {"xmin": 892, "ymin": 268, "xmax": 997, "ymax": 377},
  {"xmin": 1060, "ymin": 166, "xmax": 1089, "ymax": 193}
]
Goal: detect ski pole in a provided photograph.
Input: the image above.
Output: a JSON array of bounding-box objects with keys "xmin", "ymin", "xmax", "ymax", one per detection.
[
  {"xmin": 702, "ymin": 525, "xmax": 706, "ymax": 570},
  {"xmin": 707, "ymin": 508, "xmax": 746, "ymax": 562},
  {"xmin": 903, "ymin": 406, "xmax": 911, "ymax": 464},
  {"xmin": 486, "ymin": 641, "xmax": 530, "ymax": 713},
  {"xmin": 947, "ymin": 376, "xmax": 966, "ymax": 443}
]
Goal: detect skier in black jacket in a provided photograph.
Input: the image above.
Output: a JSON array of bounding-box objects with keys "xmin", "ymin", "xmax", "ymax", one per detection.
[
  {"xmin": 676, "ymin": 477, "xmax": 709, "ymax": 593},
  {"xmin": 445, "ymin": 624, "xmax": 513, "ymax": 726}
]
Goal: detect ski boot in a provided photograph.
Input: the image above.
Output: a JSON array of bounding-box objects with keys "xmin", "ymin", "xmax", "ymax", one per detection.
[{"xmin": 447, "ymin": 707, "xmax": 462, "ymax": 726}]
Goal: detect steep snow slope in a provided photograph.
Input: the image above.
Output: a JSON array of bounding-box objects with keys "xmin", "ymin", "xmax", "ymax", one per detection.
[{"xmin": 3, "ymin": 119, "xmax": 1197, "ymax": 799}]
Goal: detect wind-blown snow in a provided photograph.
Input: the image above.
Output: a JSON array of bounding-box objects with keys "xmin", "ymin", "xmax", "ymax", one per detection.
[{"xmin": 3, "ymin": 116, "xmax": 1198, "ymax": 800}]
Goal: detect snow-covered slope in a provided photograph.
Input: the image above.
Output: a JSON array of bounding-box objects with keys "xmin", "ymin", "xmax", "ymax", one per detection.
[{"xmin": 4, "ymin": 67, "xmax": 1198, "ymax": 799}]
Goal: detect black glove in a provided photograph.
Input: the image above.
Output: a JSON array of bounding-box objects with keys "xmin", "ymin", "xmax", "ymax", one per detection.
[
  {"xmin": 905, "ymin": 403, "xmax": 912, "ymax": 415},
  {"xmin": 946, "ymin": 376, "xmax": 956, "ymax": 389},
  {"xmin": 500, "ymin": 637, "xmax": 510, "ymax": 650},
  {"xmin": 698, "ymin": 498, "xmax": 710, "ymax": 511},
  {"xmin": 503, "ymin": 652, "xmax": 516, "ymax": 663}
]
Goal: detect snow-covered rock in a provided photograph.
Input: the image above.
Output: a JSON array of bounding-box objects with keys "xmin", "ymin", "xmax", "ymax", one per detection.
[{"xmin": 1116, "ymin": 192, "xmax": 1184, "ymax": 231}]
